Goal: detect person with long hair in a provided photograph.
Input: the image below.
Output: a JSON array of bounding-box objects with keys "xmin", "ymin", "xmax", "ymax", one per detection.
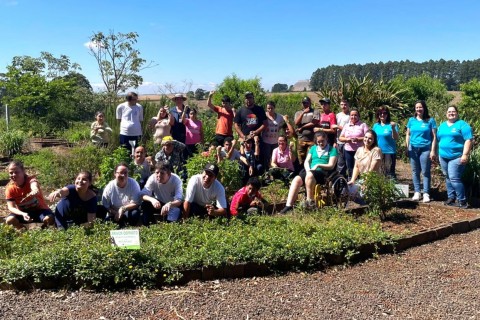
[
  {"xmin": 49, "ymin": 171, "xmax": 98, "ymax": 230},
  {"xmin": 182, "ymin": 107, "xmax": 203, "ymax": 158},
  {"xmin": 339, "ymin": 109, "xmax": 369, "ymax": 178},
  {"xmin": 348, "ymin": 130, "xmax": 383, "ymax": 185},
  {"xmin": 406, "ymin": 100, "xmax": 437, "ymax": 203},
  {"xmin": 152, "ymin": 106, "xmax": 173, "ymax": 145},
  {"xmin": 4, "ymin": 161, "xmax": 54, "ymax": 229},
  {"xmin": 437, "ymin": 106, "xmax": 473, "ymax": 208},
  {"xmin": 90, "ymin": 111, "xmax": 112, "ymax": 147},
  {"xmin": 372, "ymin": 106, "xmax": 399, "ymax": 179},
  {"xmin": 280, "ymin": 131, "xmax": 337, "ymax": 213}
]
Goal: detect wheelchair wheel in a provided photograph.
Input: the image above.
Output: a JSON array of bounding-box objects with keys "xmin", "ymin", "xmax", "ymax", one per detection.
[{"xmin": 328, "ymin": 174, "xmax": 350, "ymax": 209}]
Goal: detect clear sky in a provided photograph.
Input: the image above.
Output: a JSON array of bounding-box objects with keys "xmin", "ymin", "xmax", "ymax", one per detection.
[{"xmin": 1, "ymin": 0, "xmax": 479, "ymax": 94}]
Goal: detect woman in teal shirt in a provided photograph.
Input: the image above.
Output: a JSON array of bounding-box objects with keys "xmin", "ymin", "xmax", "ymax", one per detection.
[
  {"xmin": 406, "ymin": 100, "xmax": 437, "ymax": 203},
  {"xmin": 437, "ymin": 106, "xmax": 473, "ymax": 208},
  {"xmin": 280, "ymin": 131, "xmax": 337, "ymax": 213},
  {"xmin": 372, "ymin": 106, "xmax": 399, "ymax": 179}
]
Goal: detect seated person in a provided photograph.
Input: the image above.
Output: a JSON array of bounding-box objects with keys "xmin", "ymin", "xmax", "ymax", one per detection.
[
  {"xmin": 201, "ymin": 141, "xmax": 218, "ymax": 157},
  {"xmin": 90, "ymin": 111, "xmax": 113, "ymax": 147},
  {"xmin": 133, "ymin": 146, "xmax": 153, "ymax": 188},
  {"xmin": 280, "ymin": 131, "xmax": 337, "ymax": 213},
  {"xmin": 183, "ymin": 163, "xmax": 227, "ymax": 218},
  {"xmin": 141, "ymin": 161, "xmax": 183, "ymax": 224},
  {"xmin": 268, "ymin": 135, "xmax": 296, "ymax": 183},
  {"xmin": 49, "ymin": 171, "xmax": 98, "ymax": 230},
  {"xmin": 348, "ymin": 130, "xmax": 383, "ymax": 199},
  {"xmin": 217, "ymin": 137, "xmax": 241, "ymax": 162},
  {"xmin": 239, "ymin": 136, "xmax": 263, "ymax": 184},
  {"xmin": 4, "ymin": 161, "xmax": 55, "ymax": 230},
  {"xmin": 155, "ymin": 135, "xmax": 187, "ymax": 180},
  {"xmin": 230, "ymin": 177, "xmax": 266, "ymax": 216},
  {"xmin": 100, "ymin": 163, "xmax": 142, "ymax": 227}
]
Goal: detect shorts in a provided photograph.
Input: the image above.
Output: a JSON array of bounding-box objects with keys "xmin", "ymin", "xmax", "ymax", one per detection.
[
  {"xmin": 8, "ymin": 208, "xmax": 54, "ymax": 223},
  {"xmin": 297, "ymin": 140, "xmax": 314, "ymax": 163}
]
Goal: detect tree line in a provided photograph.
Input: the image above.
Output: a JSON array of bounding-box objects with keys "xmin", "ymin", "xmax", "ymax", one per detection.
[{"xmin": 310, "ymin": 58, "xmax": 480, "ymax": 91}]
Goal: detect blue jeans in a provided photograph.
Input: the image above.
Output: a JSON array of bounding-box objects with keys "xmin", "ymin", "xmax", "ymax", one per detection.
[
  {"xmin": 409, "ymin": 146, "xmax": 431, "ymax": 194},
  {"xmin": 439, "ymin": 156, "xmax": 466, "ymax": 202}
]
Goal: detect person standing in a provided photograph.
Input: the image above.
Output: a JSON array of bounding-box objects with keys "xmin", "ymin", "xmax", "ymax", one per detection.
[
  {"xmin": 207, "ymin": 91, "xmax": 236, "ymax": 147},
  {"xmin": 335, "ymin": 99, "xmax": 351, "ymax": 176},
  {"xmin": 181, "ymin": 107, "xmax": 203, "ymax": 158},
  {"xmin": 116, "ymin": 92, "xmax": 143, "ymax": 148},
  {"xmin": 294, "ymin": 96, "xmax": 318, "ymax": 165},
  {"xmin": 406, "ymin": 100, "xmax": 437, "ymax": 203},
  {"xmin": 233, "ymin": 92, "xmax": 267, "ymax": 143},
  {"xmin": 314, "ymin": 98, "xmax": 337, "ymax": 147},
  {"xmin": 339, "ymin": 109, "xmax": 369, "ymax": 178},
  {"xmin": 437, "ymin": 106, "xmax": 473, "ymax": 208},
  {"xmin": 372, "ymin": 106, "xmax": 399, "ymax": 180},
  {"xmin": 169, "ymin": 93, "xmax": 190, "ymax": 144}
]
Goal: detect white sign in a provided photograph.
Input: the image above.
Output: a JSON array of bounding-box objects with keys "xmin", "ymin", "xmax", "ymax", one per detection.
[
  {"xmin": 395, "ymin": 184, "xmax": 409, "ymax": 198},
  {"xmin": 110, "ymin": 229, "xmax": 141, "ymax": 249}
]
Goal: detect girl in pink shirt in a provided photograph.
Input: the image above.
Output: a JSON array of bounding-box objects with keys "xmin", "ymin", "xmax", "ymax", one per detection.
[{"xmin": 182, "ymin": 108, "xmax": 204, "ymax": 158}]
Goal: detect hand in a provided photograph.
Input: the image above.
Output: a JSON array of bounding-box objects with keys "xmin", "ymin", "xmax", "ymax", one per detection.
[
  {"xmin": 206, "ymin": 204, "xmax": 215, "ymax": 216},
  {"xmin": 347, "ymin": 180, "xmax": 354, "ymax": 185},
  {"xmin": 48, "ymin": 190, "xmax": 61, "ymax": 202},
  {"xmin": 249, "ymin": 166, "xmax": 254, "ymax": 176},
  {"xmin": 30, "ymin": 186, "xmax": 39, "ymax": 196},
  {"xmin": 216, "ymin": 145, "xmax": 222, "ymax": 152},
  {"xmin": 151, "ymin": 199, "xmax": 161, "ymax": 209},
  {"xmin": 23, "ymin": 213, "xmax": 32, "ymax": 222},
  {"xmin": 209, "ymin": 91, "xmax": 215, "ymax": 97},
  {"xmin": 161, "ymin": 202, "xmax": 171, "ymax": 216},
  {"xmin": 390, "ymin": 121, "xmax": 396, "ymax": 127},
  {"xmin": 430, "ymin": 151, "xmax": 437, "ymax": 162},
  {"xmin": 254, "ymin": 135, "xmax": 260, "ymax": 143},
  {"xmin": 232, "ymin": 139, "xmax": 237, "ymax": 147},
  {"xmin": 460, "ymin": 154, "xmax": 469, "ymax": 164},
  {"xmin": 283, "ymin": 115, "xmax": 289, "ymax": 122}
]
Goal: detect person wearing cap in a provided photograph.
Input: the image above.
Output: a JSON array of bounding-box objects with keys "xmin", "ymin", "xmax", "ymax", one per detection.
[
  {"xmin": 116, "ymin": 92, "xmax": 144, "ymax": 149},
  {"xmin": 207, "ymin": 91, "xmax": 236, "ymax": 147},
  {"xmin": 141, "ymin": 161, "xmax": 183, "ymax": 224},
  {"xmin": 169, "ymin": 93, "xmax": 190, "ymax": 144},
  {"xmin": 183, "ymin": 163, "xmax": 228, "ymax": 218},
  {"xmin": 335, "ymin": 99, "xmax": 351, "ymax": 176},
  {"xmin": 294, "ymin": 96, "xmax": 319, "ymax": 164},
  {"xmin": 154, "ymin": 136, "xmax": 187, "ymax": 180},
  {"xmin": 314, "ymin": 98, "xmax": 337, "ymax": 147},
  {"xmin": 233, "ymin": 92, "xmax": 267, "ymax": 143}
]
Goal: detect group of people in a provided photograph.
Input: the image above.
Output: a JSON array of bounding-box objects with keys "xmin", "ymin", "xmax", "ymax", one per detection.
[{"xmin": 8, "ymin": 91, "xmax": 472, "ymax": 230}]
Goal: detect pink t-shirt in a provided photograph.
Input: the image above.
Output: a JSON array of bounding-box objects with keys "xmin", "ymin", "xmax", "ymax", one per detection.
[
  {"xmin": 340, "ymin": 121, "xmax": 369, "ymax": 151},
  {"xmin": 271, "ymin": 147, "xmax": 294, "ymax": 171},
  {"xmin": 185, "ymin": 118, "xmax": 202, "ymax": 145}
]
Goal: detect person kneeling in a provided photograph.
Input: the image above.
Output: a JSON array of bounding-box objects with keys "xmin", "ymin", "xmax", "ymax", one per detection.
[
  {"xmin": 230, "ymin": 177, "xmax": 266, "ymax": 216},
  {"xmin": 280, "ymin": 132, "xmax": 337, "ymax": 213},
  {"xmin": 183, "ymin": 163, "xmax": 227, "ymax": 218},
  {"xmin": 141, "ymin": 161, "xmax": 183, "ymax": 224}
]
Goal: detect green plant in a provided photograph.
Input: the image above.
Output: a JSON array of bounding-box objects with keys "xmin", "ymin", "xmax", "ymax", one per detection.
[
  {"xmin": 60, "ymin": 123, "xmax": 90, "ymax": 143},
  {"xmin": 362, "ymin": 171, "xmax": 402, "ymax": 219},
  {"xmin": 97, "ymin": 147, "xmax": 135, "ymax": 189},
  {"xmin": 0, "ymin": 129, "xmax": 27, "ymax": 157}
]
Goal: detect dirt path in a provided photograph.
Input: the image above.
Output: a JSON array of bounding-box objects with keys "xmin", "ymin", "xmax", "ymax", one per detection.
[{"xmin": 1, "ymin": 229, "xmax": 479, "ymax": 320}]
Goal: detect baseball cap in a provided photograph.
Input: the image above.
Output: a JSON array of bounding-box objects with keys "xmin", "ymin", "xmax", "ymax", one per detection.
[
  {"xmin": 302, "ymin": 96, "xmax": 311, "ymax": 103},
  {"xmin": 244, "ymin": 91, "xmax": 254, "ymax": 98},
  {"xmin": 204, "ymin": 163, "xmax": 219, "ymax": 176},
  {"xmin": 319, "ymin": 98, "xmax": 331, "ymax": 104}
]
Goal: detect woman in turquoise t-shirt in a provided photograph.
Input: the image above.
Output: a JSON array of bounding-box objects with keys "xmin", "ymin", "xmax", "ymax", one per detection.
[
  {"xmin": 372, "ymin": 106, "xmax": 399, "ymax": 179},
  {"xmin": 406, "ymin": 100, "xmax": 437, "ymax": 203},
  {"xmin": 280, "ymin": 131, "xmax": 337, "ymax": 213},
  {"xmin": 437, "ymin": 106, "xmax": 473, "ymax": 208}
]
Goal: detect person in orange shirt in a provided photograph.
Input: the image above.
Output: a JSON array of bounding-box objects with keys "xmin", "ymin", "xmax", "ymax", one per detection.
[
  {"xmin": 4, "ymin": 161, "xmax": 54, "ymax": 230},
  {"xmin": 207, "ymin": 91, "xmax": 236, "ymax": 147}
]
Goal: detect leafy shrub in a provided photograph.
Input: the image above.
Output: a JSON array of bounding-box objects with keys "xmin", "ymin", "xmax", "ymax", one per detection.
[
  {"xmin": 60, "ymin": 123, "xmax": 91, "ymax": 143},
  {"xmin": 97, "ymin": 147, "xmax": 135, "ymax": 189},
  {"xmin": 362, "ymin": 171, "xmax": 402, "ymax": 219},
  {"xmin": 0, "ymin": 130, "xmax": 27, "ymax": 157},
  {"xmin": 0, "ymin": 210, "xmax": 393, "ymax": 289}
]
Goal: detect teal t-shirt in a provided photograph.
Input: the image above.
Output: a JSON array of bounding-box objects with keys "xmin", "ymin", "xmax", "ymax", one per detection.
[
  {"xmin": 373, "ymin": 122, "xmax": 398, "ymax": 155},
  {"xmin": 308, "ymin": 144, "xmax": 338, "ymax": 170},
  {"xmin": 437, "ymin": 120, "xmax": 473, "ymax": 159},
  {"xmin": 407, "ymin": 117, "xmax": 437, "ymax": 148}
]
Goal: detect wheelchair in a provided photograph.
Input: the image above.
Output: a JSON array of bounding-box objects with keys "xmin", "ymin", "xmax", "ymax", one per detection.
[{"xmin": 313, "ymin": 171, "xmax": 350, "ymax": 209}]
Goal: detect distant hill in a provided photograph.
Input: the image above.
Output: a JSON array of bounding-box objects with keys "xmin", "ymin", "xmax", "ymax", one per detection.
[{"xmin": 291, "ymin": 80, "xmax": 311, "ymax": 92}]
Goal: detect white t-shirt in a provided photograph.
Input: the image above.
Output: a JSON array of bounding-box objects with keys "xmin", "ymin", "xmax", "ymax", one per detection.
[
  {"xmin": 220, "ymin": 147, "xmax": 241, "ymax": 161},
  {"xmin": 336, "ymin": 112, "xmax": 350, "ymax": 144},
  {"xmin": 141, "ymin": 173, "xmax": 183, "ymax": 203},
  {"xmin": 185, "ymin": 174, "xmax": 227, "ymax": 209},
  {"xmin": 116, "ymin": 102, "xmax": 144, "ymax": 136},
  {"xmin": 102, "ymin": 177, "xmax": 141, "ymax": 209}
]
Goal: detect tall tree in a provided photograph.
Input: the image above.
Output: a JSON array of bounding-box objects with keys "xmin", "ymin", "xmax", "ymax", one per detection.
[
  {"xmin": 88, "ymin": 30, "xmax": 154, "ymax": 95},
  {"xmin": 271, "ymin": 83, "xmax": 288, "ymax": 92}
]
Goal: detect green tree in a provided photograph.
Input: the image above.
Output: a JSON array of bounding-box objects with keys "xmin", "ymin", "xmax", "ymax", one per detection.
[
  {"xmin": 88, "ymin": 30, "xmax": 154, "ymax": 95},
  {"xmin": 212, "ymin": 74, "xmax": 266, "ymax": 108},
  {"xmin": 271, "ymin": 83, "xmax": 288, "ymax": 92},
  {"xmin": 194, "ymin": 88, "xmax": 206, "ymax": 100},
  {"xmin": 459, "ymin": 79, "xmax": 480, "ymax": 129}
]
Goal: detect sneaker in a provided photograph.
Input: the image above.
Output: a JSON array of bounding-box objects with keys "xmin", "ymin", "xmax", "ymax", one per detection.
[
  {"xmin": 444, "ymin": 198, "xmax": 456, "ymax": 206},
  {"xmin": 412, "ymin": 192, "xmax": 421, "ymax": 201},
  {"xmin": 457, "ymin": 201, "xmax": 469, "ymax": 209},
  {"xmin": 279, "ymin": 206, "xmax": 293, "ymax": 214},
  {"xmin": 422, "ymin": 193, "xmax": 431, "ymax": 203},
  {"xmin": 306, "ymin": 199, "xmax": 316, "ymax": 210}
]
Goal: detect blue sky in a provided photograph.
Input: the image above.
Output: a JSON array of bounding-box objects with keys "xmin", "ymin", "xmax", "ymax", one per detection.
[{"xmin": 1, "ymin": 0, "xmax": 479, "ymax": 94}]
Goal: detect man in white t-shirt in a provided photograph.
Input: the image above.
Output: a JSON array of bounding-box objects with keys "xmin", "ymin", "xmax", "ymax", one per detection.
[
  {"xmin": 141, "ymin": 161, "xmax": 183, "ymax": 224},
  {"xmin": 116, "ymin": 92, "xmax": 144, "ymax": 149},
  {"xmin": 336, "ymin": 99, "xmax": 351, "ymax": 176},
  {"xmin": 183, "ymin": 163, "xmax": 227, "ymax": 218}
]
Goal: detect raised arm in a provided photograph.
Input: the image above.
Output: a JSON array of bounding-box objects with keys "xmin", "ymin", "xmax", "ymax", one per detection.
[{"xmin": 207, "ymin": 91, "xmax": 216, "ymax": 111}]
